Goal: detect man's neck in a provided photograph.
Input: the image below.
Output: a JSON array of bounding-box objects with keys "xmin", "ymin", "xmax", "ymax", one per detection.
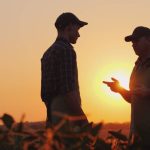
[
  {"xmin": 140, "ymin": 48, "xmax": 150, "ymax": 61},
  {"xmin": 57, "ymin": 33, "xmax": 70, "ymax": 43}
]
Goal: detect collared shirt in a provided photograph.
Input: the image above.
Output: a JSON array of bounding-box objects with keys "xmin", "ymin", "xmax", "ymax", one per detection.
[
  {"xmin": 129, "ymin": 56, "xmax": 150, "ymax": 144},
  {"xmin": 41, "ymin": 38, "xmax": 80, "ymax": 102}
]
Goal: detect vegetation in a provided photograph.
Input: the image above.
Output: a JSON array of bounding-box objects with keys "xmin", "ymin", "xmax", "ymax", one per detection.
[{"xmin": 0, "ymin": 113, "xmax": 143, "ymax": 150}]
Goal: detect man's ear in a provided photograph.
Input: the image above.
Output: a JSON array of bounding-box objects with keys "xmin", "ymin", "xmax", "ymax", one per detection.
[{"xmin": 66, "ymin": 24, "xmax": 73, "ymax": 32}]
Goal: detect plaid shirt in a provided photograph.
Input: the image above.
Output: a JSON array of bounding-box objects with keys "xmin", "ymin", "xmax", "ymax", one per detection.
[{"xmin": 41, "ymin": 38, "xmax": 80, "ymax": 102}]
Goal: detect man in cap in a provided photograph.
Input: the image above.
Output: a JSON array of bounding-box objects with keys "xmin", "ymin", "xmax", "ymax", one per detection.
[
  {"xmin": 103, "ymin": 26, "xmax": 150, "ymax": 148},
  {"xmin": 41, "ymin": 12, "xmax": 88, "ymax": 128}
]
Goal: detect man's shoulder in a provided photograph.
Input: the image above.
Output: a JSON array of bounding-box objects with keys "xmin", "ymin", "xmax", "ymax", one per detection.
[
  {"xmin": 52, "ymin": 40, "xmax": 67, "ymax": 50},
  {"xmin": 51, "ymin": 41, "xmax": 75, "ymax": 56},
  {"xmin": 41, "ymin": 42, "xmax": 66, "ymax": 59},
  {"xmin": 47, "ymin": 40, "xmax": 73, "ymax": 53},
  {"xmin": 47, "ymin": 41, "xmax": 66, "ymax": 53},
  {"xmin": 41, "ymin": 40, "xmax": 76, "ymax": 62}
]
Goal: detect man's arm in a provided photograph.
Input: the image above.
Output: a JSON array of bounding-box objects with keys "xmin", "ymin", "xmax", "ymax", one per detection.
[
  {"xmin": 59, "ymin": 48, "xmax": 88, "ymax": 123},
  {"xmin": 117, "ymin": 86, "xmax": 132, "ymax": 103},
  {"xmin": 64, "ymin": 91, "xmax": 88, "ymax": 126},
  {"xmin": 103, "ymin": 78, "xmax": 132, "ymax": 103},
  {"xmin": 65, "ymin": 91, "xmax": 86, "ymax": 115}
]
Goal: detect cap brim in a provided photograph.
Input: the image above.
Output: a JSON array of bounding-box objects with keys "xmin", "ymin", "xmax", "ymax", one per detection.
[
  {"xmin": 124, "ymin": 35, "xmax": 139, "ymax": 42},
  {"xmin": 78, "ymin": 21, "xmax": 88, "ymax": 27},
  {"xmin": 124, "ymin": 35, "xmax": 133, "ymax": 42}
]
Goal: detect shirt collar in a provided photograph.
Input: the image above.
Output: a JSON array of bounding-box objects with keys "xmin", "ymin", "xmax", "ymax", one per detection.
[
  {"xmin": 135, "ymin": 56, "xmax": 150, "ymax": 65},
  {"xmin": 56, "ymin": 37, "xmax": 73, "ymax": 48}
]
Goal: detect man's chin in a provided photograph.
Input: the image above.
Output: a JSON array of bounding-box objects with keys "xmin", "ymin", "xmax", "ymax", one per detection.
[{"xmin": 71, "ymin": 41, "xmax": 77, "ymax": 44}]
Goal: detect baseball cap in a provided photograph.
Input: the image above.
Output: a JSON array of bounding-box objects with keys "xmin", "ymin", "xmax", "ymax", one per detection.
[
  {"xmin": 125, "ymin": 26, "xmax": 150, "ymax": 42},
  {"xmin": 55, "ymin": 12, "xmax": 88, "ymax": 30}
]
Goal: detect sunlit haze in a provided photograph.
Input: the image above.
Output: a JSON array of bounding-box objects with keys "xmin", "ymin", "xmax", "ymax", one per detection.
[{"xmin": 1, "ymin": 0, "xmax": 150, "ymax": 123}]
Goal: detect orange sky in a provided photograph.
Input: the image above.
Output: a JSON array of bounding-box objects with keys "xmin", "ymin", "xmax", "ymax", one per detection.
[{"xmin": 1, "ymin": 0, "xmax": 150, "ymax": 123}]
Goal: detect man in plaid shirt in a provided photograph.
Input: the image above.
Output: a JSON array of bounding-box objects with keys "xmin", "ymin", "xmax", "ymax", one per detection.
[{"xmin": 41, "ymin": 12, "xmax": 88, "ymax": 128}]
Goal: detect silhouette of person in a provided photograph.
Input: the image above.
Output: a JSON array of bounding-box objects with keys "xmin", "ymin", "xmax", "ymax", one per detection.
[
  {"xmin": 103, "ymin": 26, "xmax": 150, "ymax": 148},
  {"xmin": 41, "ymin": 12, "xmax": 88, "ymax": 128}
]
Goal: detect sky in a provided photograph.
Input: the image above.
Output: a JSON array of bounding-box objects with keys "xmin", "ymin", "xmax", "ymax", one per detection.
[{"xmin": 0, "ymin": 0, "xmax": 150, "ymax": 123}]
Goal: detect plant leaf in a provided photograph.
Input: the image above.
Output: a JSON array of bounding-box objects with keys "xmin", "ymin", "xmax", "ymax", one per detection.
[
  {"xmin": 91, "ymin": 123, "xmax": 103, "ymax": 136},
  {"xmin": 1, "ymin": 114, "xmax": 15, "ymax": 129},
  {"xmin": 108, "ymin": 130, "xmax": 128, "ymax": 141}
]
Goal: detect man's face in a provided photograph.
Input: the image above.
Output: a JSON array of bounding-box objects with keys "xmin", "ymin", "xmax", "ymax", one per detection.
[
  {"xmin": 66, "ymin": 24, "xmax": 80, "ymax": 44},
  {"xmin": 132, "ymin": 36, "xmax": 150, "ymax": 56}
]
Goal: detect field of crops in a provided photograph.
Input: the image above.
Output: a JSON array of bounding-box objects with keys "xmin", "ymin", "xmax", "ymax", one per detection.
[{"xmin": 0, "ymin": 114, "xmax": 143, "ymax": 150}]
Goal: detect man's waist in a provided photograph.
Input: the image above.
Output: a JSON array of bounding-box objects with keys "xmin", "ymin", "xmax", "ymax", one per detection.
[{"xmin": 42, "ymin": 89, "xmax": 81, "ymax": 101}]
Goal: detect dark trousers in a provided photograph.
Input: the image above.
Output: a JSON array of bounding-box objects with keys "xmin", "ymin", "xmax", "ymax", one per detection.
[{"xmin": 45, "ymin": 101, "xmax": 52, "ymax": 128}]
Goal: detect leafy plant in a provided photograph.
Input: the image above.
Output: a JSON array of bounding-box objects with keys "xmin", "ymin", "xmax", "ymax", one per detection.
[{"xmin": 0, "ymin": 113, "xmax": 143, "ymax": 150}]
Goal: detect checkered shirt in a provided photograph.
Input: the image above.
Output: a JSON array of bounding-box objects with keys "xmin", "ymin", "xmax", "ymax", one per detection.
[{"xmin": 41, "ymin": 38, "xmax": 80, "ymax": 102}]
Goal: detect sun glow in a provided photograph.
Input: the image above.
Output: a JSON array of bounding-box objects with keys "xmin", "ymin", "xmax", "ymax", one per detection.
[
  {"xmin": 92, "ymin": 64, "xmax": 131, "ymax": 102},
  {"xmin": 101, "ymin": 69, "xmax": 130, "ymax": 99},
  {"xmin": 110, "ymin": 72, "xmax": 129, "ymax": 90}
]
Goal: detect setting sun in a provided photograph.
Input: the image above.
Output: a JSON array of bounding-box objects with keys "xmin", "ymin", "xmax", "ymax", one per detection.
[
  {"xmin": 109, "ymin": 71, "xmax": 129, "ymax": 90},
  {"xmin": 101, "ymin": 68, "xmax": 130, "ymax": 99}
]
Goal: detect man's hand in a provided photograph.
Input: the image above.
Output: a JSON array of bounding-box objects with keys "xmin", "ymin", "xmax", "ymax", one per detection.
[
  {"xmin": 103, "ymin": 77, "xmax": 122, "ymax": 93},
  {"xmin": 103, "ymin": 77, "xmax": 131, "ymax": 103}
]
